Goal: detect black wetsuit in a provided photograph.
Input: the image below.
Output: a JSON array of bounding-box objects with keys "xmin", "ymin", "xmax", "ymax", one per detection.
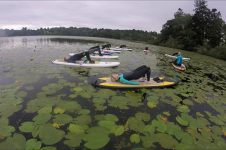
[
  {"xmin": 67, "ymin": 51, "xmax": 92, "ymax": 63},
  {"xmin": 123, "ymin": 65, "xmax": 151, "ymax": 81},
  {"xmin": 89, "ymin": 46, "xmax": 103, "ymax": 56},
  {"xmin": 102, "ymin": 44, "xmax": 111, "ymax": 49}
]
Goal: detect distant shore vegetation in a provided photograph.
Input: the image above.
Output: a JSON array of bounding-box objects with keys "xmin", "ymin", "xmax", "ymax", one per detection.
[{"xmin": 0, "ymin": 0, "xmax": 225, "ymax": 60}]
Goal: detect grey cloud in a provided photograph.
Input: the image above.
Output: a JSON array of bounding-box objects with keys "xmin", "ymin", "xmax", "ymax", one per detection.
[{"xmin": 0, "ymin": 1, "xmax": 225, "ymax": 32}]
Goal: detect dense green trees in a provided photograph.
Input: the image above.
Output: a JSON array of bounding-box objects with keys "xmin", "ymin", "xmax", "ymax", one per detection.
[
  {"xmin": 159, "ymin": 0, "xmax": 226, "ymax": 59},
  {"xmin": 0, "ymin": 27, "xmax": 158, "ymax": 44}
]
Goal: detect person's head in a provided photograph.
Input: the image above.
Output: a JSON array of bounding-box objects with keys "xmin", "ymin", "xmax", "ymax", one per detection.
[
  {"xmin": 111, "ymin": 73, "xmax": 119, "ymax": 82},
  {"xmin": 178, "ymin": 52, "xmax": 181, "ymax": 55}
]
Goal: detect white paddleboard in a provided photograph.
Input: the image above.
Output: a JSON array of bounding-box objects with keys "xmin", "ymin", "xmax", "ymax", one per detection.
[
  {"xmin": 110, "ymin": 47, "xmax": 133, "ymax": 51},
  {"xmin": 102, "ymin": 49, "xmax": 121, "ymax": 53},
  {"xmin": 165, "ymin": 54, "xmax": 190, "ymax": 61},
  {"xmin": 68, "ymin": 53, "xmax": 119, "ymax": 59},
  {"xmin": 52, "ymin": 59, "xmax": 120, "ymax": 68}
]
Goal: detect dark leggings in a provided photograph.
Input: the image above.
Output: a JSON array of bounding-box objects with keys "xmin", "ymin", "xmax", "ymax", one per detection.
[
  {"xmin": 67, "ymin": 52, "xmax": 92, "ymax": 63},
  {"xmin": 123, "ymin": 65, "xmax": 151, "ymax": 81}
]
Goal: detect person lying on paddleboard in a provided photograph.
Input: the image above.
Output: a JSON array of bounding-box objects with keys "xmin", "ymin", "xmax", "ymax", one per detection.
[
  {"xmin": 173, "ymin": 52, "xmax": 183, "ymax": 66},
  {"xmin": 111, "ymin": 65, "xmax": 151, "ymax": 85}
]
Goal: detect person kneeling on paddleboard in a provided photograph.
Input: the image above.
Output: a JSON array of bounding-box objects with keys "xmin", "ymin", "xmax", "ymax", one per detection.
[
  {"xmin": 111, "ymin": 65, "xmax": 151, "ymax": 85},
  {"xmin": 64, "ymin": 51, "xmax": 95, "ymax": 64},
  {"xmin": 174, "ymin": 52, "xmax": 183, "ymax": 66}
]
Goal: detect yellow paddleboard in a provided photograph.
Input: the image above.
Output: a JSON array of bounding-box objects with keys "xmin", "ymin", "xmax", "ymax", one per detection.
[{"xmin": 96, "ymin": 77, "xmax": 177, "ymax": 89}]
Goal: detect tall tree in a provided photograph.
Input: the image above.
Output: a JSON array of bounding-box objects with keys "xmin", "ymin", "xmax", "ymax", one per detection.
[{"xmin": 192, "ymin": 0, "xmax": 224, "ymax": 47}]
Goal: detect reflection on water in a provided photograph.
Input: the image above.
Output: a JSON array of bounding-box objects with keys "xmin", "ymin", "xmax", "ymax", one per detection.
[{"xmin": 0, "ymin": 36, "xmax": 226, "ymax": 150}]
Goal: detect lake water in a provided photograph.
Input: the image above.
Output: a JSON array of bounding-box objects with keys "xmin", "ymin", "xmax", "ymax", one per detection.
[{"xmin": 0, "ymin": 36, "xmax": 225, "ymax": 150}]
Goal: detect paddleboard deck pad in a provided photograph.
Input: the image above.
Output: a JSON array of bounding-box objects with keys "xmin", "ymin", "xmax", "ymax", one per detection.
[
  {"xmin": 172, "ymin": 63, "xmax": 186, "ymax": 71},
  {"xmin": 52, "ymin": 59, "xmax": 120, "ymax": 68},
  {"xmin": 94, "ymin": 76, "xmax": 177, "ymax": 89}
]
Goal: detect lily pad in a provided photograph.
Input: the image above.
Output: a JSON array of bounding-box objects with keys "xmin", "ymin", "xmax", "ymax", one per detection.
[
  {"xmin": 53, "ymin": 114, "xmax": 73, "ymax": 125},
  {"xmin": 135, "ymin": 112, "xmax": 150, "ymax": 122},
  {"xmin": 83, "ymin": 127, "xmax": 110, "ymax": 149},
  {"xmin": 33, "ymin": 113, "xmax": 51, "ymax": 125},
  {"xmin": 38, "ymin": 125, "xmax": 65, "ymax": 145},
  {"xmin": 111, "ymin": 125, "xmax": 124, "ymax": 136},
  {"xmin": 98, "ymin": 120, "xmax": 116, "ymax": 131},
  {"xmin": 0, "ymin": 133, "xmax": 26, "ymax": 150},
  {"xmin": 147, "ymin": 101, "xmax": 158, "ymax": 109},
  {"xmin": 19, "ymin": 122, "xmax": 35, "ymax": 133},
  {"xmin": 177, "ymin": 105, "xmax": 190, "ymax": 113},
  {"xmin": 68, "ymin": 124, "xmax": 84, "ymax": 134},
  {"xmin": 176, "ymin": 116, "xmax": 189, "ymax": 126},
  {"xmin": 40, "ymin": 147, "xmax": 56, "ymax": 150},
  {"xmin": 64, "ymin": 133, "xmax": 82, "ymax": 148},
  {"xmin": 25, "ymin": 139, "xmax": 42, "ymax": 150},
  {"xmin": 130, "ymin": 134, "xmax": 140, "ymax": 144},
  {"xmin": 53, "ymin": 107, "xmax": 65, "ymax": 114}
]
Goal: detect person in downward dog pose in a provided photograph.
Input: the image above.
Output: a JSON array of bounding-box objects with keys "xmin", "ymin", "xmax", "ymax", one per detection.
[{"xmin": 111, "ymin": 65, "xmax": 151, "ymax": 85}]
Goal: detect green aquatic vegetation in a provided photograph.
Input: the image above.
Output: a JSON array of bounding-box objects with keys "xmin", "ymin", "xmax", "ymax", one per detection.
[
  {"xmin": 56, "ymin": 101, "xmax": 82, "ymax": 113},
  {"xmin": 93, "ymin": 89, "xmax": 116, "ymax": 99},
  {"xmin": 53, "ymin": 107, "xmax": 65, "ymax": 114},
  {"xmin": 41, "ymin": 83, "xmax": 63, "ymax": 95},
  {"xmin": 38, "ymin": 124, "xmax": 65, "ymax": 145},
  {"xmin": 176, "ymin": 105, "xmax": 190, "ymax": 113},
  {"xmin": 104, "ymin": 114, "xmax": 118, "ymax": 122},
  {"xmin": 135, "ymin": 112, "xmax": 150, "ymax": 122},
  {"xmin": 141, "ymin": 134, "xmax": 155, "ymax": 148},
  {"xmin": 25, "ymin": 97, "xmax": 61, "ymax": 113},
  {"xmin": 108, "ymin": 96, "xmax": 129, "ymax": 109},
  {"xmin": 130, "ymin": 134, "xmax": 140, "ymax": 144},
  {"xmin": 144, "ymin": 124, "xmax": 155, "ymax": 135},
  {"xmin": 74, "ymin": 115, "xmax": 91, "ymax": 125},
  {"xmin": 153, "ymin": 133, "xmax": 179, "ymax": 149},
  {"xmin": 0, "ymin": 103, "xmax": 22, "ymax": 118},
  {"xmin": 92, "ymin": 97, "xmax": 107, "ymax": 111},
  {"xmin": 38, "ymin": 106, "xmax": 52, "ymax": 114},
  {"xmin": 83, "ymin": 127, "xmax": 110, "ymax": 149},
  {"xmin": 147, "ymin": 101, "xmax": 157, "ymax": 109},
  {"xmin": 53, "ymin": 114, "xmax": 73, "ymax": 125},
  {"xmin": 176, "ymin": 116, "xmax": 189, "ymax": 126},
  {"xmin": 0, "ymin": 133, "xmax": 26, "ymax": 150},
  {"xmin": 0, "ymin": 125, "xmax": 15, "ymax": 138},
  {"xmin": 163, "ymin": 111, "xmax": 171, "ymax": 116},
  {"xmin": 68, "ymin": 124, "xmax": 85, "ymax": 134},
  {"xmin": 79, "ymin": 109, "xmax": 90, "ymax": 115},
  {"xmin": 64, "ymin": 133, "xmax": 82, "ymax": 148},
  {"xmin": 33, "ymin": 113, "xmax": 51, "ymax": 125},
  {"xmin": 182, "ymin": 99, "xmax": 194, "ymax": 106},
  {"xmin": 152, "ymin": 119, "xmax": 167, "ymax": 133},
  {"xmin": 19, "ymin": 122, "xmax": 35, "ymax": 133},
  {"xmin": 111, "ymin": 125, "xmax": 124, "ymax": 136},
  {"xmin": 98, "ymin": 120, "xmax": 116, "ymax": 131},
  {"xmin": 40, "ymin": 147, "xmax": 56, "ymax": 150},
  {"xmin": 127, "ymin": 117, "xmax": 145, "ymax": 133},
  {"xmin": 25, "ymin": 139, "xmax": 42, "ymax": 150}
]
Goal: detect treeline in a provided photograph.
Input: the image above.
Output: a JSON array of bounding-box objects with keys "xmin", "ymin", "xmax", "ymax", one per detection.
[
  {"xmin": 157, "ymin": 0, "xmax": 226, "ymax": 60},
  {"xmin": 0, "ymin": 27, "xmax": 158, "ymax": 44}
]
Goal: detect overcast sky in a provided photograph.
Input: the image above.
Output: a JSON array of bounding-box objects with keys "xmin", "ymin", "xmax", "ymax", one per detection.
[{"xmin": 0, "ymin": 0, "xmax": 226, "ymax": 32}]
